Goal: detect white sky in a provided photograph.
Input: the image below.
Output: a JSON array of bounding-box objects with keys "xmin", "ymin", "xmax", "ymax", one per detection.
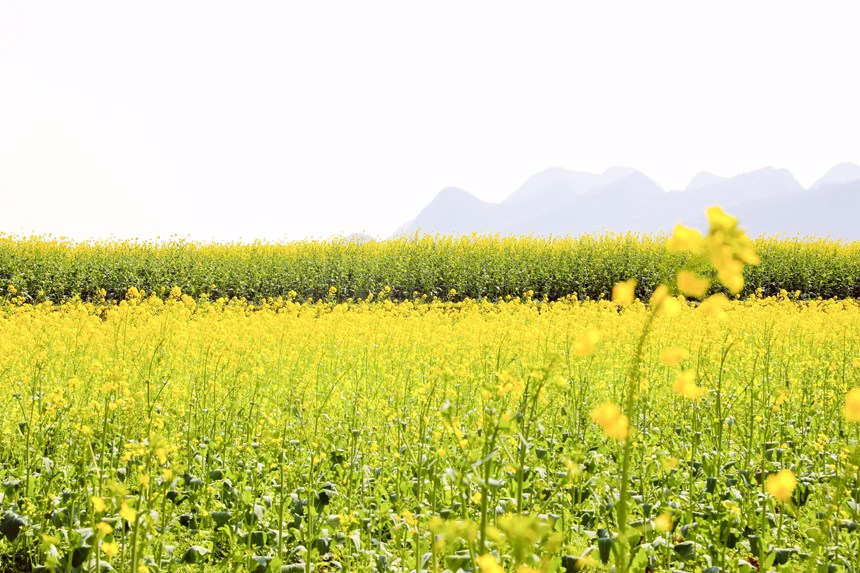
[{"xmin": 1, "ymin": 1, "xmax": 858, "ymax": 242}]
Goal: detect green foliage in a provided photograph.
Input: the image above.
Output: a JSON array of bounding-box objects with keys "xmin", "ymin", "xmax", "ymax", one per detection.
[{"xmin": 0, "ymin": 233, "xmax": 857, "ymax": 304}]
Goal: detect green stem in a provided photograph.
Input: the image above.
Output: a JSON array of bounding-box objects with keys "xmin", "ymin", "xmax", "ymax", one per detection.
[{"xmin": 616, "ymin": 310, "xmax": 655, "ymax": 573}]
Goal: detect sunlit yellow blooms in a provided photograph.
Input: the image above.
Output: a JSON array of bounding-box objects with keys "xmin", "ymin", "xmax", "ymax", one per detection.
[
  {"xmin": 119, "ymin": 502, "xmax": 137, "ymax": 523},
  {"xmin": 666, "ymin": 224, "xmax": 703, "ymax": 254},
  {"xmin": 676, "ymin": 271, "xmax": 710, "ymax": 299},
  {"xmin": 654, "ymin": 513, "xmax": 672, "ymax": 532},
  {"xmin": 716, "ymin": 258, "xmax": 745, "ymax": 295},
  {"xmin": 95, "ymin": 521, "xmax": 113, "ymax": 535},
  {"xmin": 91, "ymin": 496, "xmax": 107, "ymax": 513},
  {"xmin": 698, "ymin": 293, "xmax": 731, "ymax": 317},
  {"xmin": 660, "ymin": 348, "xmax": 689, "ymax": 366},
  {"xmin": 590, "ymin": 402, "xmax": 629, "ymax": 440},
  {"xmin": 706, "ymin": 206, "xmax": 738, "ymax": 231},
  {"xmin": 477, "ymin": 554, "xmax": 505, "ymax": 573},
  {"xmin": 0, "ymin": 265, "xmax": 857, "ymax": 565},
  {"xmin": 102, "ymin": 542, "xmax": 119, "ymax": 557},
  {"xmin": 766, "ymin": 469, "xmax": 797, "ymax": 502},
  {"xmin": 612, "ymin": 279, "xmax": 637, "ymax": 306},
  {"xmin": 672, "ymin": 370, "xmax": 707, "ymax": 400},
  {"xmin": 845, "ymin": 388, "xmax": 860, "ymax": 422},
  {"xmin": 573, "ymin": 330, "xmax": 600, "ymax": 356},
  {"xmin": 660, "ymin": 296, "xmax": 681, "ymax": 317},
  {"xmin": 650, "ymin": 284, "xmax": 668, "ymax": 307},
  {"xmin": 649, "ymin": 284, "xmax": 681, "ymax": 316},
  {"xmin": 701, "ymin": 207, "xmax": 759, "ymax": 295}
]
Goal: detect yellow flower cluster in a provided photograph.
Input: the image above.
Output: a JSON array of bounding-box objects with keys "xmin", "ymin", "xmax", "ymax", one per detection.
[
  {"xmin": 705, "ymin": 206, "xmax": 760, "ymax": 294},
  {"xmin": 590, "ymin": 402, "xmax": 629, "ymax": 440},
  {"xmin": 0, "ymin": 262, "xmax": 857, "ymax": 566},
  {"xmin": 765, "ymin": 469, "xmax": 797, "ymax": 503},
  {"xmin": 672, "ymin": 370, "xmax": 707, "ymax": 401},
  {"xmin": 845, "ymin": 388, "xmax": 860, "ymax": 422}
]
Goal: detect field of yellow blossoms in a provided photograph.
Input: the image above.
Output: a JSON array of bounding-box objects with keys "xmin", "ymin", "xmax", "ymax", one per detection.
[{"xmin": 1, "ymin": 209, "xmax": 860, "ymax": 573}]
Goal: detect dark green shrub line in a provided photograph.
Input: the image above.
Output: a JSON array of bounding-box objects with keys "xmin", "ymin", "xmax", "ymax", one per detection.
[{"xmin": 0, "ymin": 234, "xmax": 858, "ymax": 303}]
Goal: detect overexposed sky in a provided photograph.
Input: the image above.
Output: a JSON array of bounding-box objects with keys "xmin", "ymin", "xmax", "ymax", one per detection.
[{"xmin": 1, "ymin": 1, "xmax": 858, "ymax": 241}]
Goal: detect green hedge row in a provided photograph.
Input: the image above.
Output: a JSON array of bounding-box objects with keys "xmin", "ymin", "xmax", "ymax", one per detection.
[{"xmin": 0, "ymin": 234, "xmax": 858, "ymax": 303}]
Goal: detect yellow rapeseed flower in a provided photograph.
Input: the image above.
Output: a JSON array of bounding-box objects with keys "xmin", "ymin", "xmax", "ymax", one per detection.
[
  {"xmin": 706, "ymin": 206, "xmax": 738, "ymax": 231},
  {"xmin": 650, "ymin": 284, "xmax": 668, "ymax": 309},
  {"xmin": 660, "ymin": 347, "xmax": 689, "ymax": 366},
  {"xmin": 102, "ymin": 541, "xmax": 119, "ymax": 557},
  {"xmin": 650, "ymin": 284, "xmax": 681, "ymax": 317},
  {"xmin": 477, "ymin": 554, "xmax": 505, "ymax": 573},
  {"xmin": 654, "ymin": 513, "xmax": 672, "ymax": 532},
  {"xmin": 91, "ymin": 496, "xmax": 107, "ymax": 513},
  {"xmin": 95, "ymin": 521, "xmax": 113, "ymax": 535},
  {"xmin": 590, "ymin": 402, "xmax": 629, "ymax": 440},
  {"xmin": 672, "ymin": 370, "xmax": 707, "ymax": 400},
  {"xmin": 666, "ymin": 224, "xmax": 703, "ymax": 254},
  {"xmin": 698, "ymin": 293, "xmax": 731, "ymax": 317},
  {"xmin": 716, "ymin": 258, "xmax": 745, "ymax": 295},
  {"xmin": 612, "ymin": 279, "xmax": 637, "ymax": 306},
  {"xmin": 676, "ymin": 271, "xmax": 710, "ymax": 299},
  {"xmin": 765, "ymin": 469, "xmax": 797, "ymax": 502},
  {"xmin": 573, "ymin": 330, "xmax": 600, "ymax": 357},
  {"xmin": 119, "ymin": 502, "xmax": 137, "ymax": 523},
  {"xmin": 845, "ymin": 388, "xmax": 860, "ymax": 422}
]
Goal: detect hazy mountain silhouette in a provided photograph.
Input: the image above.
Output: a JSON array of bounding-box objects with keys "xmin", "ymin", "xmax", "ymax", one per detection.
[
  {"xmin": 398, "ymin": 163, "xmax": 860, "ymax": 240},
  {"xmin": 809, "ymin": 162, "xmax": 860, "ymax": 190}
]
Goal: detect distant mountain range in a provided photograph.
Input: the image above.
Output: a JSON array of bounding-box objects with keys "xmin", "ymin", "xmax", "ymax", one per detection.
[{"xmin": 397, "ymin": 163, "xmax": 860, "ymax": 240}]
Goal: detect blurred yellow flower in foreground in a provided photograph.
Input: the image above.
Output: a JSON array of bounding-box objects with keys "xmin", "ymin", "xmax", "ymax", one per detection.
[
  {"xmin": 590, "ymin": 402, "xmax": 629, "ymax": 440},
  {"xmin": 666, "ymin": 224, "xmax": 703, "ymax": 254},
  {"xmin": 649, "ymin": 284, "xmax": 681, "ymax": 316},
  {"xmin": 672, "ymin": 370, "xmax": 707, "ymax": 400},
  {"xmin": 654, "ymin": 513, "xmax": 672, "ymax": 532},
  {"xmin": 91, "ymin": 496, "xmax": 107, "ymax": 513},
  {"xmin": 612, "ymin": 279, "xmax": 637, "ymax": 306},
  {"xmin": 119, "ymin": 502, "xmax": 137, "ymax": 523},
  {"xmin": 477, "ymin": 554, "xmax": 504, "ymax": 573},
  {"xmin": 95, "ymin": 521, "xmax": 113, "ymax": 535},
  {"xmin": 573, "ymin": 330, "xmax": 600, "ymax": 357},
  {"xmin": 845, "ymin": 388, "xmax": 860, "ymax": 422},
  {"xmin": 706, "ymin": 206, "xmax": 738, "ymax": 231},
  {"xmin": 660, "ymin": 347, "xmax": 689, "ymax": 366},
  {"xmin": 677, "ymin": 271, "xmax": 710, "ymax": 299},
  {"xmin": 765, "ymin": 469, "xmax": 796, "ymax": 502},
  {"xmin": 698, "ymin": 293, "xmax": 731, "ymax": 317}
]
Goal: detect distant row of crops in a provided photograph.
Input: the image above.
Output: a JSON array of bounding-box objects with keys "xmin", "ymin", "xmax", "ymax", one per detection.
[{"xmin": 1, "ymin": 234, "xmax": 858, "ymax": 304}]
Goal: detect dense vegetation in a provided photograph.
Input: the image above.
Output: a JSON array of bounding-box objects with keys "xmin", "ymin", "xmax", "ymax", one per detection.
[
  {"xmin": 2, "ymin": 212, "xmax": 860, "ymax": 572},
  {"xmin": 1, "ymin": 234, "xmax": 858, "ymax": 305},
  {"xmin": 2, "ymin": 294, "xmax": 860, "ymax": 573}
]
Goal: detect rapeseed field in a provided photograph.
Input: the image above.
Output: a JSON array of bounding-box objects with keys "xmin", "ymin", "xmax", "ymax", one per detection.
[{"xmin": 1, "ymin": 210, "xmax": 859, "ymax": 572}]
